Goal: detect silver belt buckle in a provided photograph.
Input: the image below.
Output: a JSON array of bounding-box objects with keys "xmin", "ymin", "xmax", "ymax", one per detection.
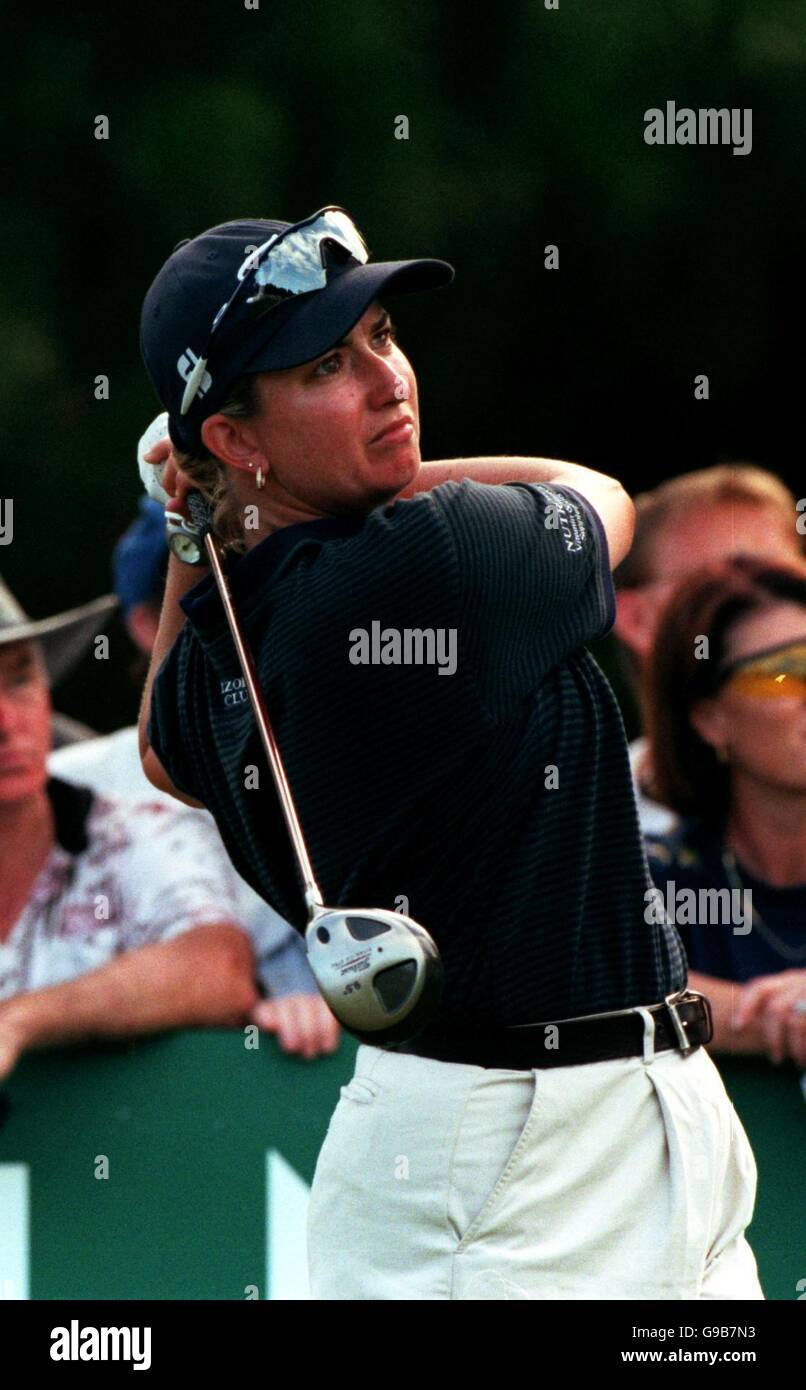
[{"xmin": 664, "ymin": 989, "xmax": 694, "ymax": 1053}]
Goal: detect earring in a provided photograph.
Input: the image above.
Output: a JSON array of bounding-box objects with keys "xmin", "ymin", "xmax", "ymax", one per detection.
[
  {"xmin": 716, "ymin": 744, "xmax": 730, "ymax": 764},
  {"xmin": 256, "ymin": 465, "xmax": 265, "ymax": 490}
]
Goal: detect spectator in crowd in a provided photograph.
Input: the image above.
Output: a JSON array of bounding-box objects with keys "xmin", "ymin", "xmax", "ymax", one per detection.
[
  {"xmin": 48, "ymin": 502, "xmax": 340, "ymax": 1060},
  {"xmin": 0, "ymin": 578, "xmax": 330, "ymax": 1079},
  {"xmin": 0, "ymin": 607, "xmax": 257, "ymax": 1082},
  {"xmin": 612, "ymin": 465, "xmax": 804, "ymax": 834},
  {"xmin": 0, "ymin": 576, "xmax": 117, "ymax": 750},
  {"xmin": 642, "ymin": 555, "xmax": 806, "ymax": 1067}
]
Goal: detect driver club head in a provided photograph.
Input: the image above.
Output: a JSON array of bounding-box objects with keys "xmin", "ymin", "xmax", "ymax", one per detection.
[{"xmin": 305, "ymin": 906, "xmax": 443, "ymax": 1045}]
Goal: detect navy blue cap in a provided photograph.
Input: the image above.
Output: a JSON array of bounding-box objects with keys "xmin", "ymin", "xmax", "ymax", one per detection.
[
  {"xmin": 113, "ymin": 498, "xmax": 169, "ymax": 616},
  {"xmin": 140, "ymin": 215, "xmax": 454, "ymax": 455}
]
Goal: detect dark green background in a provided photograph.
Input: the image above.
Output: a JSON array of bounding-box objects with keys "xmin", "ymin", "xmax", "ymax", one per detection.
[
  {"xmin": 1, "ymin": 1032, "xmax": 802, "ymax": 1299},
  {"xmin": 1, "ymin": 0, "xmax": 803, "ymax": 731}
]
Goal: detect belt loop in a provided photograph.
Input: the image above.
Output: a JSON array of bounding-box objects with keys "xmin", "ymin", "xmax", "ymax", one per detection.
[{"xmin": 634, "ymin": 1007, "xmax": 656, "ymax": 1063}]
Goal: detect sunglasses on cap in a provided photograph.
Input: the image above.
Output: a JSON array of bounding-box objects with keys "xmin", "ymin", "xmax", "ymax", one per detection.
[
  {"xmin": 180, "ymin": 206, "xmax": 370, "ymax": 416},
  {"xmin": 718, "ymin": 640, "xmax": 806, "ymax": 699}
]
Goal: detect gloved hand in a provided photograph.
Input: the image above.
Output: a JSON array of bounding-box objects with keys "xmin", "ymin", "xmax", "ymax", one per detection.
[
  {"xmin": 137, "ymin": 411, "xmax": 172, "ymax": 504},
  {"xmin": 137, "ymin": 411, "xmax": 211, "ymax": 565}
]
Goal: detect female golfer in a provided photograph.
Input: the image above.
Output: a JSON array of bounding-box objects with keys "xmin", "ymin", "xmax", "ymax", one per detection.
[{"xmin": 137, "ymin": 207, "xmax": 762, "ymax": 1300}]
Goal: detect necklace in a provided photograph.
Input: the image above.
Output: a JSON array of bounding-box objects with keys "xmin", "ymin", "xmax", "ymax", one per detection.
[{"xmin": 721, "ymin": 848, "xmax": 806, "ymax": 964}]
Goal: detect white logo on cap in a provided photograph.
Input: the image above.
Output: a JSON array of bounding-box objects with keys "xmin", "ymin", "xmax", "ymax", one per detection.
[{"xmin": 176, "ymin": 349, "xmax": 212, "ymax": 398}]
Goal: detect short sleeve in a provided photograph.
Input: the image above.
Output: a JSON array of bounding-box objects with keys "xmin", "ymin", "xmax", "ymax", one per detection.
[
  {"xmin": 251, "ymin": 917, "xmax": 317, "ymax": 997},
  {"xmin": 231, "ymin": 877, "xmax": 316, "ymax": 996},
  {"xmin": 147, "ymin": 631, "xmax": 200, "ymax": 802},
  {"xmin": 430, "ymin": 478, "xmax": 616, "ymax": 711},
  {"xmin": 115, "ymin": 802, "xmax": 245, "ymax": 947}
]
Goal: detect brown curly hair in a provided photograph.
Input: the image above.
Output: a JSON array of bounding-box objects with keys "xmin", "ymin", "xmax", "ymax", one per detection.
[{"xmin": 174, "ymin": 374, "xmax": 262, "ymax": 553}]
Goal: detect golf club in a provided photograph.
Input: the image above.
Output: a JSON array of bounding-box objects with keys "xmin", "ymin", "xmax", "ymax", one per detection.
[{"xmin": 163, "ymin": 487, "xmax": 444, "ymax": 1046}]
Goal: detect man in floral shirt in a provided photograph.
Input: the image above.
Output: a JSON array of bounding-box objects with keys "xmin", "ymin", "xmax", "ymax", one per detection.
[{"xmin": 0, "ymin": 582, "xmax": 258, "ymax": 1080}]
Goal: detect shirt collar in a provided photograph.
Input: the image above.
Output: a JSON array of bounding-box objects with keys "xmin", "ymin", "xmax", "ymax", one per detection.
[{"xmin": 46, "ymin": 776, "xmax": 94, "ymax": 853}]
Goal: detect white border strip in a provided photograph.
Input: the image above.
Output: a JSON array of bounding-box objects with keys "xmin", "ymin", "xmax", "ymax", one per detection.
[{"xmin": 0, "ymin": 1164, "xmax": 29, "ymax": 1300}]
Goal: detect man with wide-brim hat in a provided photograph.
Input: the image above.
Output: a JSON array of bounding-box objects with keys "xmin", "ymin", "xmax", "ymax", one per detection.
[
  {"xmin": 0, "ymin": 576, "xmax": 118, "ymax": 747},
  {"xmin": 0, "ymin": 575, "xmax": 258, "ymax": 1080}
]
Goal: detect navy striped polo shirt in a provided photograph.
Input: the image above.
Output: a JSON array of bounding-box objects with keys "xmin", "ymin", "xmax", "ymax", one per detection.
[{"xmin": 149, "ymin": 478, "xmax": 686, "ymax": 1026}]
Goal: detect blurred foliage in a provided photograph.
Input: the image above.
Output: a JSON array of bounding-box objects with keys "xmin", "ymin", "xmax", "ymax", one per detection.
[{"xmin": 1, "ymin": 0, "xmax": 804, "ymax": 730}]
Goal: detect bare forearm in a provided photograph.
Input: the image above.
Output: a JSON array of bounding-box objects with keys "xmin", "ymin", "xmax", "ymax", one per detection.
[
  {"xmin": 401, "ymin": 456, "xmax": 617, "ymax": 498},
  {"xmin": 689, "ymin": 970, "xmax": 766, "ymax": 1056},
  {"xmin": 138, "ymin": 551, "xmax": 203, "ymax": 762},
  {"xmin": 0, "ymin": 926, "xmax": 258, "ymax": 1055}
]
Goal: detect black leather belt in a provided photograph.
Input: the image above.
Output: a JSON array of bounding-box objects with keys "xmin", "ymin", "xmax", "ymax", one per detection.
[{"xmin": 392, "ymin": 990, "xmax": 713, "ymax": 1070}]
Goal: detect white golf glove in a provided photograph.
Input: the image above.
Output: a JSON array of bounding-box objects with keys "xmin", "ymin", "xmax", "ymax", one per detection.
[{"xmin": 137, "ymin": 411, "xmax": 172, "ymax": 505}]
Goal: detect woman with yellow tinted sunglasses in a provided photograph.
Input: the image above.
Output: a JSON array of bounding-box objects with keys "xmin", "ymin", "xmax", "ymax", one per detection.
[
  {"xmin": 643, "ymin": 554, "xmax": 806, "ymax": 1070},
  {"xmin": 720, "ymin": 640, "xmax": 806, "ymax": 701}
]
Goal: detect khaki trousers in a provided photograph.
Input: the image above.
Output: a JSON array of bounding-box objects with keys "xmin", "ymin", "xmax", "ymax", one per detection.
[{"xmin": 307, "ymin": 1040, "xmax": 763, "ymax": 1300}]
